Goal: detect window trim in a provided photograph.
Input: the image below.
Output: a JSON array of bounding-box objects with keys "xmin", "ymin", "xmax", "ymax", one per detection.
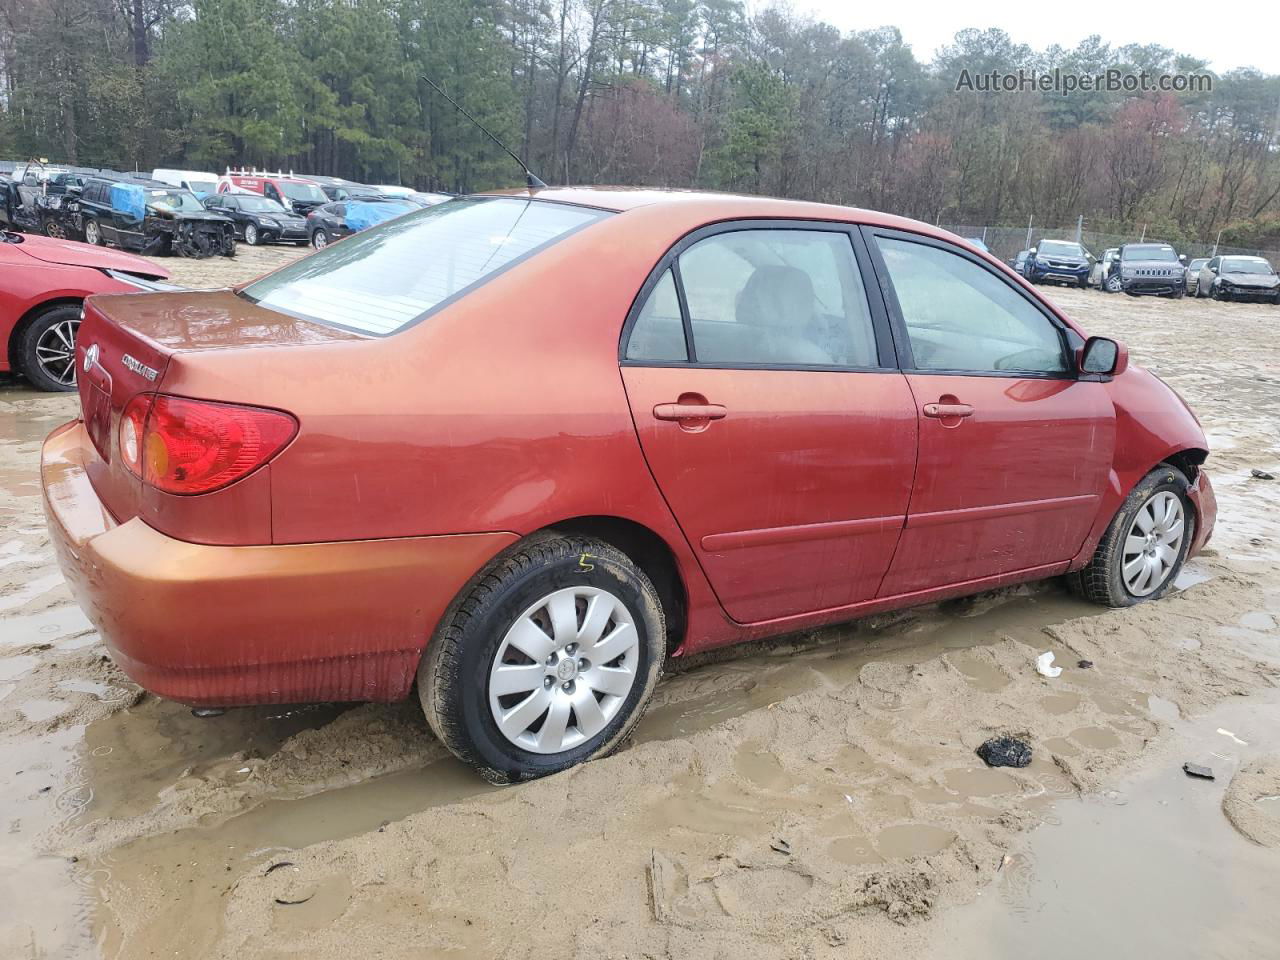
[
  {"xmin": 860, "ymin": 225, "xmax": 1081, "ymax": 380},
  {"xmin": 619, "ymin": 218, "xmax": 899, "ymax": 373}
]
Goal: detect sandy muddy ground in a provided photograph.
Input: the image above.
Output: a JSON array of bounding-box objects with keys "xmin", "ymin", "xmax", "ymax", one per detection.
[{"xmin": 0, "ymin": 253, "xmax": 1278, "ymax": 959}]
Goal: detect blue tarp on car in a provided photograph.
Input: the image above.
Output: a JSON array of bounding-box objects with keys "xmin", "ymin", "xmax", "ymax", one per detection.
[
  {"xmin": 346, "ymin": 200, "xmax": 414, "ymax": 232},
  {"xmin": 110, "ymin": 182, "xmax": 146, "ymax": 221}
]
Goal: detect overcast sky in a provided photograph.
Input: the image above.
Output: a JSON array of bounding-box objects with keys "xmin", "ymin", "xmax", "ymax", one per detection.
[{"xmin": 789, "ymin": 0, "xmax": 1278, "ymax": 74}]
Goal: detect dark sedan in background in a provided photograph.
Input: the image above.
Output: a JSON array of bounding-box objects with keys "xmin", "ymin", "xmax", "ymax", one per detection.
[
  {"xmin": 203, "ymin": 193, "xmax": 308, "ymax": 245},
  {"xmin": 306, "ymin": 198, "xmax": 415, "ymax": 249}
]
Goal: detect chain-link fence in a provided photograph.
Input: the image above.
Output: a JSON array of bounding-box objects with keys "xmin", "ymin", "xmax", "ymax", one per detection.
[{"xmin": 941, "ymin": 222, "xmax": 1280, "ymax": 267}]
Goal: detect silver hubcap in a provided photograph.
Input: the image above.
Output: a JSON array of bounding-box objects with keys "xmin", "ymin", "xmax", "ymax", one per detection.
[
  {"xmin": 488, "ymin": 586, "xmax": 639, "ymax": 755},
  {"xmin": 35, "ymin": 317, "xmax": 80, "ymax": 386},
  {"xmin": 246, "ymin": 225, "xmax": 257, "ymax": 243},
  {"xmin": 85, "ymin": 222, "xmax": 98, "ymax": 244},
  {"xmin": 314, "ymin": 232, "xmax": 327, "ymax": 248},
  {"xmin": 1122, "ymin": 491, "xmax": 1184, "ymax": 596}
]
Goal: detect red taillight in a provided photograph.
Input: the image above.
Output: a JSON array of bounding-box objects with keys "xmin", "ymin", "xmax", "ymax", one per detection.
[{"xmin": 118, "ymin": 393, "xmax": 296, "ymax": 495}]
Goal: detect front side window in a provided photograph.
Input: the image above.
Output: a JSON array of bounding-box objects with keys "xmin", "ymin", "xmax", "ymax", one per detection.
[
  {"xmin": 241, "ymin": 197, "xmax": 608, "ymax": 335},
  {"xmin": 675, "ymin": 229, "xmax": 877, "ymax": 367},
  {"xmin": 876, "ymin": 236, "xmax": 1067, "ymax": 374}
]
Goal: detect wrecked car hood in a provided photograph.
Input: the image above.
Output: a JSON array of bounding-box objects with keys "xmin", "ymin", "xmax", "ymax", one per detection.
[{"xmin": 13, "ymin": 233, "xmax": 171, "ymax": 278}]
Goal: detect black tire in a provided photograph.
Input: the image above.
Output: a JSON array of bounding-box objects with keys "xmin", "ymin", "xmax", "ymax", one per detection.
[
  {"xmin": 82, "ymin": 217, "xmax": 102, "ymax": 246},
  {"xmin": 419, "ymin": 534, "xmax": 665, "ymax": 784},
  {"xmin": 1210, "ymin": 284, "xmax": 1224, "ymax": 301},
  {"xmin": 1077, "ymin": 276, "xmax": 1088, "ymax": 288},
  {"xmin": 17, "ymin": 303, "xmax": 81, "ymax": 392},
  {"xmin": 311, "ymin": 228, "xmax": 329, "ymax": 250},
  {"xmin": 1067, "ymin": 466, "xmax": 1193, "ymax": 608},
  {"xmin": 244, "ymin": 223, "xmax": 260, "ymax": 246}
]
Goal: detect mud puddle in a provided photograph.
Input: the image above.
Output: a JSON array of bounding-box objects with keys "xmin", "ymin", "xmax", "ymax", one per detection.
[
  {"xmin": 925, "ymin": 693, "xmax": 1280, "ymax": 960},
  {"xmin": 640, "ymin": 584, "xmax": 1102, "ymax": 741}
]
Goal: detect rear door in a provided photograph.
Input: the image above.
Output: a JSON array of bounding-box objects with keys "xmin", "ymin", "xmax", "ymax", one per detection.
[
  {"xmin": 620, "ymin": 222, "xmax": 917, "ymax": 623},
  {"xmin": 864, "ymin": 228, "xmax": 1115, "ymax": 597}
]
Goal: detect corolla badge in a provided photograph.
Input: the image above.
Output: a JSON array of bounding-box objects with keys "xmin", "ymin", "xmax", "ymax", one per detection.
[
  {"xmin": 122, "ymin": 354, "xmax": 159, "ymax": 382},
  {"xmin": 83, "ymin": 343, "xmax": 100, "ymax": 374}
]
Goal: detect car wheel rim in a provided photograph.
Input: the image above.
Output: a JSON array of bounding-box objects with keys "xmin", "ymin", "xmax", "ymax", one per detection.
[
  {"xmin": 1122, "ymin": 491, "xmax": 1184, "ymax": 597},
  {"xmin": 314, "ymin": 232, "xmax": 327, "ymax": 248},
  {"xmin": 488, "ymin": 586, "xmax": 639, "ymax": 755},
  {"xmin": 246, "ymin": 225, "xmax": 257, "ymax": 244},
  {"xmin": 34, "ymin": 316, "xmax": 80, "ymax": 387},
  {"xmin": 85, "ymin": 222, "xmax": 98, "ymax": 244}
]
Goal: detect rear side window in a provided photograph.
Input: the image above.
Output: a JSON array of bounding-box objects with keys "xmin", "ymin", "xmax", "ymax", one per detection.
[
  {"xmin": 875, "ymin": 236, "xmax": 1067, "ymax": 374},
  {"xmin": 626, "ymin": 269, "xmax": 686, "ymax": 361},
  {"xmin": 241, "ymin": 197, "xmax": 608, "ymax": 335},
  {"xmin": 626, "ymin": 227, "xmax": 879, "ymax": 368}
]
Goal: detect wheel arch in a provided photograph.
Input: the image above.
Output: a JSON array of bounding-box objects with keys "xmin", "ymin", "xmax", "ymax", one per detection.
[
  {"xmin": 541, "ymin": 515, "xmax": 689, "ymax": 656},
  {"xmin": 7, "ymin": 296, "xmax": 84, "ymax": 375}
]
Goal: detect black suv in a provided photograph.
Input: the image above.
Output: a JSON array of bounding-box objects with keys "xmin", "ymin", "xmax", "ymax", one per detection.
[
  {"xmin": 1104, "ymin": 242, "xmax": 1186, "ymax": 297},
  {"xmin": 75, "ymin": 176, "xmax": 236, "ymax": 258},
  {"xmin": 202, "ymin": 192, "xmax": 308, "ymax": 246}
]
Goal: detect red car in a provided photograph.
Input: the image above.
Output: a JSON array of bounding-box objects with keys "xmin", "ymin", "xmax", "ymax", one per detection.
[
  {"xmin": 41, "ymin": 190, "xmax": 1216, "ymax": 782},
  {"xmin": 1, "ymin": 231, "xmax": 171, "ymax": 392}
]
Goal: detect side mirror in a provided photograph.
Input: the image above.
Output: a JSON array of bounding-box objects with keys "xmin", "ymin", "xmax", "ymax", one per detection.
[{"xmin": 1079, "ymin": 336, "xmax": 1128, "ymax": 377}]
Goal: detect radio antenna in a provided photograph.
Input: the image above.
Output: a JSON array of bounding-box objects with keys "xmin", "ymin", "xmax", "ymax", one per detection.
[{"xmin": 421, "ymin": 76, "xmax": 547, "ymax": 190}]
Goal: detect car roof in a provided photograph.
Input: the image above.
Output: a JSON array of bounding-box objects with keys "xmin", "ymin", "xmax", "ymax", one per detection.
[
  {"xmin": 476, "ymin": 186, "xmax": 966, "ymax": 239},
  {"xmin": 1221, "ymin": 254, "xmax": 1266, "ymax": 262}
]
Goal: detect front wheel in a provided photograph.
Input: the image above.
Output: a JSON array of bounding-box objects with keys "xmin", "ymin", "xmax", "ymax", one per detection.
[
  {"xmin": 18, "ymin": 304, "xmax": 81, "ymax": 392},
  {"xmin": 1104, "ymin": 275, "xmax": 1122, "ymax": 293},
  {"xmin": 1068, "ymin": 466, "xmax": 1192, "ymax": 607},
  {"xmin": 420, "ymin": 535, "xmax": 665, "ymax": 783},
  {"xmin": 82, "ymin": 218, "xmax": 102, "ymax": 246},
  {"xmin": 244, "ymin": 223, "xmax": 260, "ymax": 246}
]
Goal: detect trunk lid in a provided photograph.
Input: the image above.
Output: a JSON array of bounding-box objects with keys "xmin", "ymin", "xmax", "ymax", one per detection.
[{"xmin": 75, "ymin": 290, "xmax": 365, "ymax": 523}]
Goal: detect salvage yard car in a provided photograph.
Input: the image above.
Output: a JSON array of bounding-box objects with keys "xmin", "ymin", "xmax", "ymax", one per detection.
[
  {"xmin": 305, "ymin": 197, "xmax": 415, "ymax": 248},
  {"xmin": 1105, "ymin": 242, "xmax": 1186, "ymax": 297},
  {"xmin": 76, "ymin": 176, "xmax": 237, "ymax": 258},
  {"xmin": 202, "ymin": 192, "xmax": 308, "ymax": 246},
  {"xmin": 1023, "ymin": 239, "xmax": 1092, "ymax": 287},
  {"xmin": 1195, "ymin": 255, "xmax": 1280, "ymax": 303},
  {"xmin": 1184, "ymin": 257, "xmax": 1209, "ymax": 295},
  {"xmin": 1, "ymin": 230, "xmax": 170, "ymax": 391},
  {"xmin": 42, "ymin": 189, "xmax": 1217, "ymax": 783}
]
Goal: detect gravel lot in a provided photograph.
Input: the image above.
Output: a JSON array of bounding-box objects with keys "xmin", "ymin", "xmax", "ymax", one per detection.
[{"xmin": 0, "ymin": 253, "xmax": 1277, "ymax": 959}]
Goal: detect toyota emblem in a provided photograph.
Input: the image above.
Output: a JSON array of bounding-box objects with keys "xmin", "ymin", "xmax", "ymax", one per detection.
[{"xmin": 83, "ymin": 343, "xmax": 99, "ymax": 374}]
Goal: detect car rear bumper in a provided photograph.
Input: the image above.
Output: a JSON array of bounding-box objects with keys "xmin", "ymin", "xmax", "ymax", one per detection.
[
  {"xmin": 41, "ymin": 420, "xmax": 517, "ymax": 707},
  {"xmin": 1187, "ymin": 468, "xmax": 1216, "ymax": 557}
]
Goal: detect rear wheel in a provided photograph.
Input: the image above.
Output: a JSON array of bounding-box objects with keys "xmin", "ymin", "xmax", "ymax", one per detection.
[
  {"xmin": 18, "ymin": 304, "xmax": 81, "ymax": 392},
  {"xmin": 1068, "ymin": 466, "xmax": 1192, "ymax": 607},
  {"xmin": 420, "ymin": 535, "xmax": 665, "ymax": 783}
]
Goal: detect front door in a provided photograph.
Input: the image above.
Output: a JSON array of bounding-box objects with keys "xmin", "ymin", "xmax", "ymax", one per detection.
[
  {"xmin": 865, "ymin": 229, "xmax": 1115, "ymax": 597},
  {"xmin": 620, "ymin": 224, "xmax": 918, "ymax": 623}
]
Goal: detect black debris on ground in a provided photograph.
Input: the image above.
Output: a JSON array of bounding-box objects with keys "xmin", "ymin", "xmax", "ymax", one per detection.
[
  {"xmin": 976, "ymin": 737, "xmax": 1033, "ymax": 768},
  {"xmin": 1077, "ymin": 660, "xmax": 1094, "ymax": 669},
  {"xmin": 1251, "ymin": 469, "xmax": 1275, "ymax": 481},
  {"xmin": 1183, "ymin": 762, "xmax": 1215, "ymax": 780}
]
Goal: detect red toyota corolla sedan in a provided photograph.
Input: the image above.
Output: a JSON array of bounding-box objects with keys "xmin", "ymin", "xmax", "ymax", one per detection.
[
  {"xmin": 41, "ymin": 189, "xmax": 1215, "ymax": 782},
  {"xmin": 1, "ymin": 231, "xmax": 171, "ymax": 391}
]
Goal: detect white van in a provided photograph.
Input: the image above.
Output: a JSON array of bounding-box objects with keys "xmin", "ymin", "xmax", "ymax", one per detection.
[{"xmin": 151, "ymin": 168, "xmax": 220, "ymax": 195}]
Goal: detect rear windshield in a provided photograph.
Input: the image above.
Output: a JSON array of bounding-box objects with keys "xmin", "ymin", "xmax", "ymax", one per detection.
[{"xmin": 240, "ymin": 197, "xmax": 608, "ymax": 335}]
